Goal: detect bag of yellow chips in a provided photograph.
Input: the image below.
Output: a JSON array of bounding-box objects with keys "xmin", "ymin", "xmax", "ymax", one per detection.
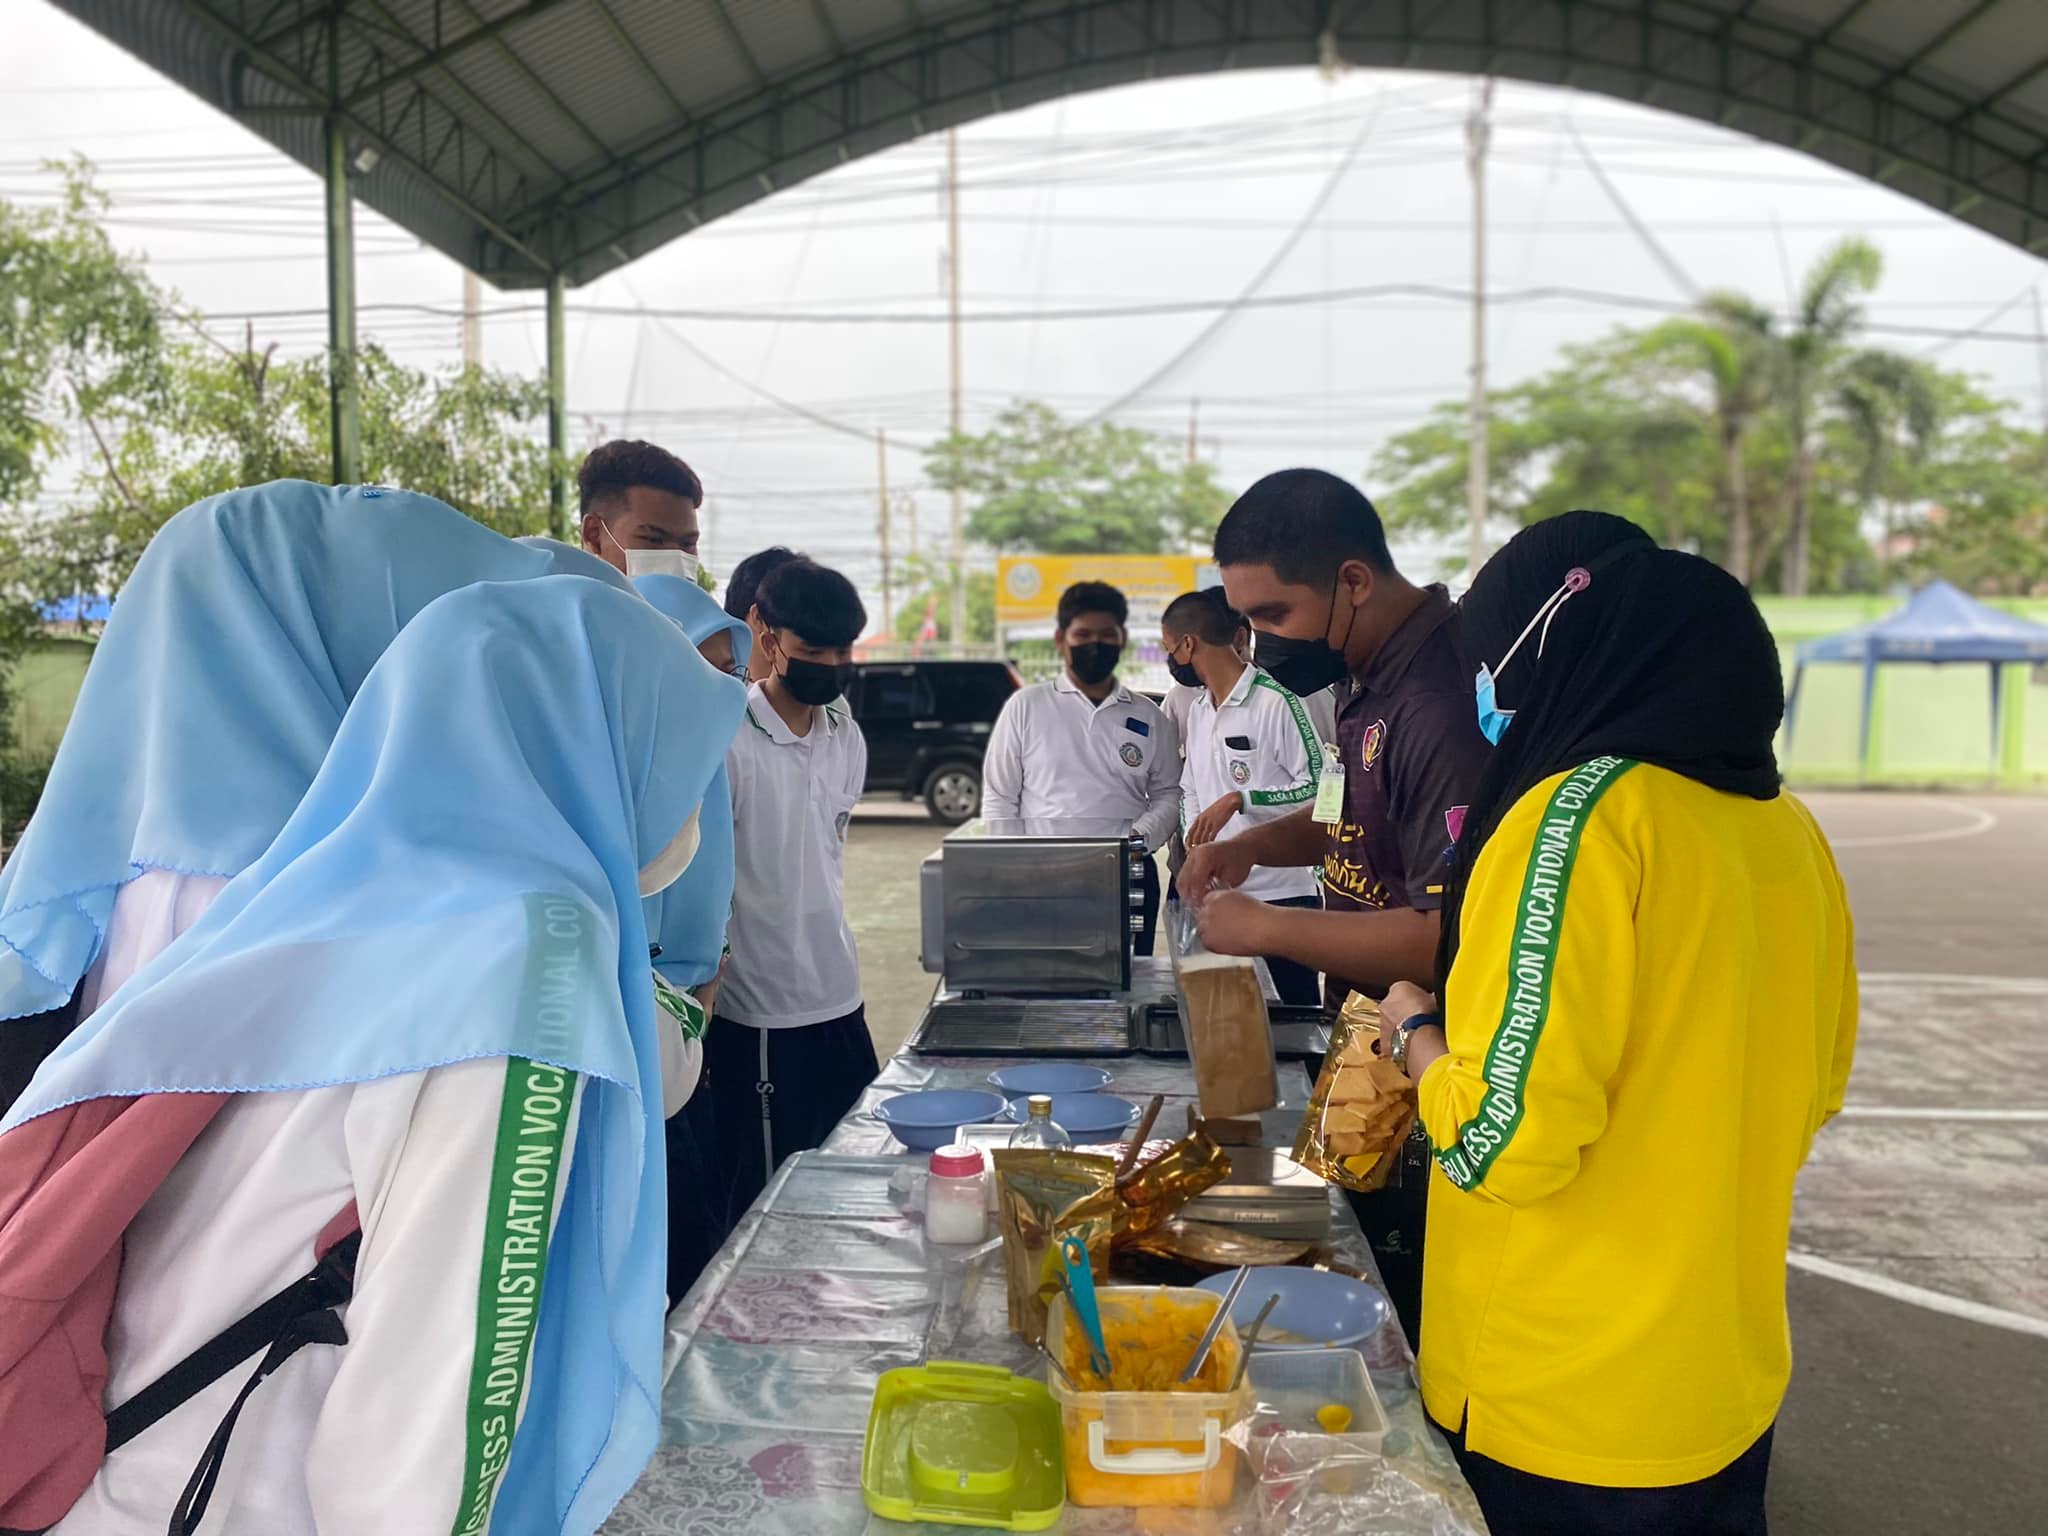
[{"xmin": 1292, "ymin": 991, "xmax": 1416, "ymax": 1192}]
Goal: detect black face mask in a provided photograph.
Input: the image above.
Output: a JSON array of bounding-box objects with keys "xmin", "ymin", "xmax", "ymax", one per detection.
[
  {"xmin": 779, "ymin": 655, "xmax": 852, "ymax": 707},
  {"xmin": 1066, "ymin": 641, "xmax": 1122, "ymax": 687},
  {"xmin": 1255, "ymin": 583, "xmax": 1357, "ymax": 696},
  {"xmin": 1166, "ymin": 654, "xmax": 1203, "ymax": 690}
]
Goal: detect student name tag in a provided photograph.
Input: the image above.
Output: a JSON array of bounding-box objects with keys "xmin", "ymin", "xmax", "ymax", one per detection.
[{"xmin": 1311, "ymin": 745, "xmax": 1345, "ymax": 825}]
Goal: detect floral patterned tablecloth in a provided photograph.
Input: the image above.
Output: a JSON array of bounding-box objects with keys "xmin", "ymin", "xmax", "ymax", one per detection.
[{"xmin": 601, "ymin": 1055, "xmax": 1487, "ymax": 1536}]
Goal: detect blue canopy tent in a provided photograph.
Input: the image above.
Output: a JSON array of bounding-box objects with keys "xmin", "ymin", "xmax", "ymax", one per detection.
[{"xmin": 1788, "ymin": 580, "xmax": 2048, "ymax": 779}]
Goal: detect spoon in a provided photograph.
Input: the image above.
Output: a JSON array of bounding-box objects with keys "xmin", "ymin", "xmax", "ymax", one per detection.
[
  {"xmin": 1059, "ymin": 1236, "xmax": 1113, "ymax": 1378},
  {"xmin": 1179, "ymin": 1264, "xmax": 1250, "ymax": 1384}
]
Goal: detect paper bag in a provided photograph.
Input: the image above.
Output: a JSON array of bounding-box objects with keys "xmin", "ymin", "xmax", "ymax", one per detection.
[{"xmin": 1167, "ymin": 901, "xmax": 1278, "ymax": 1119}]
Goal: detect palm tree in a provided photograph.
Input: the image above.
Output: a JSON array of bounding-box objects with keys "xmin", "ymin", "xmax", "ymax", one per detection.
[
  {"xmin": 1834, "ymin": 349, "xmax": 1942, "ymax": 567},
  {"xmin": 1647, "ymin": 293, "xmax": 1776, "ymax": 585},
  {"xmin": 1777, "ymin": 238, "xmax": 1883, "ymax": 596}
]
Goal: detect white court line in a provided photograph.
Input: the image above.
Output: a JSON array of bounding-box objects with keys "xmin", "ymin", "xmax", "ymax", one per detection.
[
  {"xmin": 1859, "ymin": 971, "xmax": 2048, "ymax": 993},
  {"xmin": 1828, "ymin": 800, "xmax": 1998, "ymax": 849},
  {"xmin": 1836, "ymin": 1105, "xmax": 2048, "ymax": 1122},
  {"xmin": 1787, "ymin": 1252, "xmax": 2048, "ymax": 1340}
]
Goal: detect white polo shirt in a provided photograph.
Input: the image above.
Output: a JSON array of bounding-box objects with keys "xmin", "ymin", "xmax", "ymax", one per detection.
[
  {"xmin": 1181, "ymin": 664, "xmax": 1323, "ymax": 903},
  {"xmin": 981, "ymin": 673, "xmax": 1181, "ymax": 849},
  {"xmin": 720, "ymin": 684, "xmax": 867, "ymax": 1028}
]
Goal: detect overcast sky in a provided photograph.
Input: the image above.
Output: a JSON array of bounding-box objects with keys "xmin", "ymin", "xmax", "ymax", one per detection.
[{"xmin": 6, "ymin": 0, "xmax": 2047, "ymax": 610}]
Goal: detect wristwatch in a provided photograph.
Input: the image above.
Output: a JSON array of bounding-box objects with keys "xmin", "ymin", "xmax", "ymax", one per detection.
[{"xmin": 1389, "ymin": 1011, "xmax": 1441, "ymax": 1076}]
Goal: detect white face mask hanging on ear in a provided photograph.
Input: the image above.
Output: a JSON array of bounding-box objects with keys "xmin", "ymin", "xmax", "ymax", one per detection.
[{"xmin": 637, "ymin": 806, "xmax": 702, "ymax": 896}]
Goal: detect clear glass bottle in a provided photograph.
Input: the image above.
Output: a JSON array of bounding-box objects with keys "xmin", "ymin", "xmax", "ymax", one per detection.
[{"xmin": 1008, "ymin": 1093, "xmax": 1072, "ymax": 1150}]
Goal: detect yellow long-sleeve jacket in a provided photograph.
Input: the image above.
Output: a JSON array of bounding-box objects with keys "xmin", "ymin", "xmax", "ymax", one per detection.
[{"xmin": 1416, "ymin": 757, "xmax": 1857, "ymax": 1487}]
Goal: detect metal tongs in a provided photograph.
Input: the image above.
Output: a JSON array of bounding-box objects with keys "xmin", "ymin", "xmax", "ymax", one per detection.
[{"xmin": 1179, "ymin": 1264, "xmax": 1250, "ymax": 1384}]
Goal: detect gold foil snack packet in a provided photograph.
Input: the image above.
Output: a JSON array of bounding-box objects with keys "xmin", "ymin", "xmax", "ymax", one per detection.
[
  {"xmin": 1292, "ymin": 992, "xmax": 1417, "ymax": 1192},
  {"xmin": 992, "ymin": 1149, "xmax": 1117, "ymax": 1344}
]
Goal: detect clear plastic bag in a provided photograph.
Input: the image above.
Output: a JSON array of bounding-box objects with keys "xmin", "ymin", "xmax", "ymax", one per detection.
[{"xmin": 1167, "ymin": 900, "xmax": 1279, "ymax": 1120}]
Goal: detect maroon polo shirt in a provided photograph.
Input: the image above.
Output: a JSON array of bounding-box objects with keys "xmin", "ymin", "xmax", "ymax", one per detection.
[{"xmin": 1322, "ymin": 585, "xmax": 1490, "ymax": 995}]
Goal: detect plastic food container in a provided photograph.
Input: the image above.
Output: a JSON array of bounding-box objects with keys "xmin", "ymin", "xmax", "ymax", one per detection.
[
  {"xmin": 874, "ymin": 1089, "xmax": 1011, "ymax": 1151},
  {"xmin": 861, "ymin": 1361, "xmax": 1064, "ymax": 1531},
  {"xmin": 1246, "ymin": 1346, "xmax": 1390, "ymax": 1453},
  {"xmin": 1045, "ymin": 1286, "xmax": 1251, "ymax": 1509}
]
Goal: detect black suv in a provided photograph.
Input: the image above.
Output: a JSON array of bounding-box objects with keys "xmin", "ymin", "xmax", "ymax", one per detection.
[{"xmin": 846, "ymin": 660, "xmax": 1023, "ymax": 823}]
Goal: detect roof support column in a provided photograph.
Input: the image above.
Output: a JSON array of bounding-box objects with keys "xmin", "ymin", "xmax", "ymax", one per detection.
[
  {"xmin": 547, "ymin": 271, "xmax": 570, "ymax": 540},
  {"xmin": 323, "ymin": 111, "xmax": 361, "ymax": 484}
]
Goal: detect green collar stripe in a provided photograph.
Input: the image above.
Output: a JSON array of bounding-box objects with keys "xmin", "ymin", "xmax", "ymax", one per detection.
[
  {"xmin": 1251, "ymin": 671, "xmax": 1325, "ymax": 780},
  {"xmin": 1434, "ymin": 757, "xmax": 1636, "ymax": 1191}
]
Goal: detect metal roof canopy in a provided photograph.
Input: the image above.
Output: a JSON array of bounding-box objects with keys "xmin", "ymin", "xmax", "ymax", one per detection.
[{"xmin": 55, "ymin": 0, "xmax": 2048, "ymax": 288}]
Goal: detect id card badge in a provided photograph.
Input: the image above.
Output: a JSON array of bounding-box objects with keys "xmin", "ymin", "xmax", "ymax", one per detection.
[{"xmin": 1311, "ymin": 744, "xmax": 1345, "ymax": 825}]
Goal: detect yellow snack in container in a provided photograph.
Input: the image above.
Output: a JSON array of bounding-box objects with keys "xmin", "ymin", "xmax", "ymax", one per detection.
[{"xmin": 1045, "ymin": 1286, "xmax": 1251, "ymax": 1509}]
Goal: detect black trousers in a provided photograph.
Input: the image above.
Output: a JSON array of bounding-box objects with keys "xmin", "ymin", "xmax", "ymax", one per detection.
[
  {"xmin": 1436, "ymin": 1418, "xmax": 1774, "ymax": 1536},
  {"xmin": 704, "ymin": 1004, "xmax": 879, "ymax": 1227},
  {"xmin": 1259, "ymin": 894, "xmax": 1325, "ymax": 1006},
  {"xmin": 1344, "ymin": 1128, "xmax": 1431, "ymax": 1351},
  {"xmin": 664, "ymin": 1083, "xmax": 729, "ymax": 1306}
]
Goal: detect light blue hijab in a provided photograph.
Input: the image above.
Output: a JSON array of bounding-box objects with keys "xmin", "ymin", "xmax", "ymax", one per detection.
[
  {"xmin": 631, "ymin": 574, "xmax": 751, "ymax": 988},
  {"xmin": 0, "ymin": 481, "xmax": 631, "ymax": 1021},
  {"xmin": 6, "ymin": 574, "xmax": 743, "ymax": 1535}
]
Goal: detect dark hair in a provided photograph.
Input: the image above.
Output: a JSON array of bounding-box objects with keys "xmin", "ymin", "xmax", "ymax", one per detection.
[
  {"xmin": 1162, "ymin": 588, "xmax": 1241, "ymax": 647},
  {"xmin": 755, "ymin": 557, "xmax": 868, "ymax": 649},
  {"xmin": 1056, "ymin": 581, "xmax": 1128, "ymax": 631},
  {"xmin": 724, "ymin": 545, "xmax": 800, "ymax": 620},
  {"xmin": 577, "ymin": 439, "xmax": 703, "ymax": 517},
  {"xmin": 1212, "ymin": 468, "xmax": 1393, "ymax": 584}
]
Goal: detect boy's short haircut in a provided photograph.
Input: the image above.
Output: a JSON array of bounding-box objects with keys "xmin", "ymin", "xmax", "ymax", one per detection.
[
  {"xmin": 755, "ymin": 558, "xmax": 868, "ymax": 649},
  {"xmin": 1161, "ymin": 588, "xmax": 1241, "ymax": 648},
  {"xmin": 577, "ymin": 439, "xmax": 703, "ymax": 516},
  {"xmin": 1056, "ymin": 580, "xmax": 1128, "ymax": 631},
  {"xmin": 1212, "ymin": 468, "xmax": 1394, "ymax": 586},
  {"xmin": 724, "ymin": 545, "xmax": 800, "ymax": 620}
]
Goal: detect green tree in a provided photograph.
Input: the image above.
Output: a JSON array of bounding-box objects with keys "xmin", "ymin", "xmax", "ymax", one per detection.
[
  {"xmin": 1831, "ymin": 348, "xmax": 1943, "ymax": 564},
  {"xmin": 1775, "ymin": 237, "xmax": 1883, "ymax": 597},
  {"xmin": 890, "ymin": 555, "xmax": 995, "ymax": 644},
  {"xmin": 925, "ymin": 400, "xmax": 1231, "ymax": 555},
  {"xmin": 1643, "ymin": 293, "xmax": 1777, "ymax": 583}
]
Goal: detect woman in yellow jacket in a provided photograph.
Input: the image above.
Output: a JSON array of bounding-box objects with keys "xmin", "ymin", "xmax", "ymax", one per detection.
[{"xmin": 1380, "ymin": 511, "xmax": 1857, "ymax": 1536}]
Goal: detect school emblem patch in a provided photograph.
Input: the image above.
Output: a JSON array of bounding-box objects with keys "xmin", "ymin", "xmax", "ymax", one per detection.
[
  {"xmin": 1360, "ymin": 719, "xmax": 1387, "ymax": 771},
  {"xmin": 1119, "ymin": 742, "xmax": 1144, "ymax": 767},
  {"xmin": 1229, "ymin": 759, "xmax": 1250, "ymax": 785}
]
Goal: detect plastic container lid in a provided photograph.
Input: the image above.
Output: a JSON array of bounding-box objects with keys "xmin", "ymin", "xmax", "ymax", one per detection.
[
  {"xmin": 861, "ymin": 1362, "xmax": 1064, "ymax": 1531},
  {"xmin": 930, "ymin": 1143, "xmax": 987, "ymax": 1178}
]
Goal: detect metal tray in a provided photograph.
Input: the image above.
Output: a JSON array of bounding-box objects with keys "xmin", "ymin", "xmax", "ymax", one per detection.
[
  {"xmin": 1136, "ymin": 1003, "xmax": 1332, "ymax": 1062},
  {"xmin": 908, "ymin": 997, "xmax": 1135, "ymax": 1057}
]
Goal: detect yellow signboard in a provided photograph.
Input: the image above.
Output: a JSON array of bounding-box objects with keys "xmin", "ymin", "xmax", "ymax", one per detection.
[{"xmin": 995, "ymin": 554, "xmax": 1215, "ymax": 632}]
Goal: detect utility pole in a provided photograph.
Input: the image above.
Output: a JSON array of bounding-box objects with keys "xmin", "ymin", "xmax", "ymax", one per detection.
[
  {"xmin": 877, "ymin": 429, "xmax": 894, "ymax": 627},
  {"xmin": 1187, "ymin": 398, "xmax": 1199, "ymax": 464},
  {"xmin": 461, "ymin": 270, "xmax": 482, "ymax": 366},
  {"xmin": 1464, "ymin": 77, "xmax": 1494, "ymax": 585},
  {"xmin": 946, "ymin": 127, "xmax": 965, "ymax": 650}
]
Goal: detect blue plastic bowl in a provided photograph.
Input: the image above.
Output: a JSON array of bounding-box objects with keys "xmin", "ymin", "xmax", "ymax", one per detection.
[
  {"xmin": 872, "ymin": 1089, "xmax": 1010, "ymax": 1152},
  {"xmin": 986, "ymin": 1063, "xmax": 1115, "ymax": 1099},
  {"xmin": 1196, "ymin": 1266, "xmax": 1393, "ymax": 1352},
  {"xmin": 1002, "ymin": 1092, "xmax": 1141, "ymax": 1142}
]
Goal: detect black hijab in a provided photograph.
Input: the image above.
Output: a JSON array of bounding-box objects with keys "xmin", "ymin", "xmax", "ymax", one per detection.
[{"xmin": 1437, "ymin": 511, "xmax": 1784, "ymax": 981}]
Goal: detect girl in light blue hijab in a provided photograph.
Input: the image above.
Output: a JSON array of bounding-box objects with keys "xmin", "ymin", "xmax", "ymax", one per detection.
[
  {"xmin": 4, "ymin": 574, "xmax": 743, "ymax": 1536},
  {"xmin": 0, "ymin": 481, "xmax": 630, "ymax": 1040},
  {"xmin": 629, "ymin": 572, "xmax": 752, "ymax": 1301}
]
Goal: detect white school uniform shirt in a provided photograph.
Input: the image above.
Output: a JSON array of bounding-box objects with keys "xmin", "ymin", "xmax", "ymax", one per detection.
[
  {"xmin": 981, "ymin": 673, "xmax": 1181, "ymax": 850},
  {"xmin": 1181, "ymin": 664, "xmax": 1323, "ymax": 903},
  {"xmin": 719, "ymin": 684, "xmax": 866, "ymax": 1028}
]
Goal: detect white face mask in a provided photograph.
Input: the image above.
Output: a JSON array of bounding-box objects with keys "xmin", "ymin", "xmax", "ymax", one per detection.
[
  {"xmin": 637, "ymin": 806, "xmax": 702, "ymax": 896},
  {"xmin": 625, "ymin": 547, "xmax": 701, "ymax": 584},
  {"xmin": 599, "ymin": 518, "xmax": 700, "ymax": 585}
]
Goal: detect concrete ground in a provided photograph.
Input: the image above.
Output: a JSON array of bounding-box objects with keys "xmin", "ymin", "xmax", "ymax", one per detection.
[{"xmin": 843, "ymin": 790, "xmax": 2048, "ymax": 1533}]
